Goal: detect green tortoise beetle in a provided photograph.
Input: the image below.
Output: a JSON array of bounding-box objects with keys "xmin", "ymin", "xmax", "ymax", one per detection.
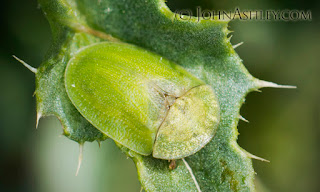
[{"xmin": 64, "ymin": 42, "xmax": 220, "ymax": 160}]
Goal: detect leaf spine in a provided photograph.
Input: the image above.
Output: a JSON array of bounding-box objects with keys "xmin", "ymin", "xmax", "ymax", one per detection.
[{"xmin": 13, "ymin": 55, "xmax": 37, "ymax": 73}]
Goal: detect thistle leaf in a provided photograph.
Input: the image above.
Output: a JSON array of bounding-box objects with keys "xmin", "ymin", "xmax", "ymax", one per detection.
[{"xmin": 35, "ymin": 0, "xmax": 275, "ymax": 191}]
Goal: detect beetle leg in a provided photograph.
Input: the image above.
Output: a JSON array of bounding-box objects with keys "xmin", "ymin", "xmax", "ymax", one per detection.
[{"xmin": 169, "ymin": 160, "xmax": 177, "ymax": 170}]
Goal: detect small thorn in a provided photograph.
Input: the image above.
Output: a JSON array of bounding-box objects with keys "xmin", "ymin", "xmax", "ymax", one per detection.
[
  {"xmin": 255, "ymin": 80, "xmax": 296, "ymax": 89},
  {"xmin": 233, "ymin": 42, "xmax": 243, "ymax": 49},
  {"xmin": 246, "ymin": 152, "xmax": 270, "ymax": 162},
  {"xmin": 13, "ymin": 55, "xmax": 37, "ymax": 73},
  {"xmin": 228, "ymin": 35, "xmax": 233, "ymax": 41},
  {"xmin": 254, "ymin": 88, "xmax": 262, "ymax": 93},
  {"xmin": 36, "ymin": 112, "xmax": 42, "ymax": 129},
  {"xmin": 97, "ymin": 140, "xmax": 101, "ymax": 148},
  {"xmin": 239, "ymin": 115, "xmax": 249, "ymax": 123},
  {"xmin": 76, "ymin": 144, "xmax": 84, "ymax": 176}
]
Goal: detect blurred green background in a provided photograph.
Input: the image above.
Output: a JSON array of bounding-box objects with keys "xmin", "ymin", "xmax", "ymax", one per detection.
[{"xmin": 0, "ymin": 0, "xmax": 319, "ymax": 191}]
